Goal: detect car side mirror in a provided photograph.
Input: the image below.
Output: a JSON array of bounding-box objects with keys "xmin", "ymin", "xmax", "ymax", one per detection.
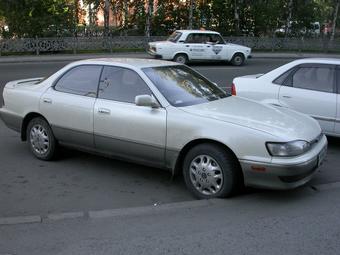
[{"xmin": 135, "ymin": 95, "xmax": 159, "ymax": 108}]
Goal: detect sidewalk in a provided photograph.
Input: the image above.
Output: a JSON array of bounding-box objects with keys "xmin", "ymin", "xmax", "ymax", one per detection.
[{"xmin": 0, "ymin": 51, "xmax": 340, "ymax": 63}]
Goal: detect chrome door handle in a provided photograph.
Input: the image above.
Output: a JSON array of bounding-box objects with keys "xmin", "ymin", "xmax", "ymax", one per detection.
[
  {"xmin": 98, "ymin": 108, "xmax": 111, "ymax": 114},
  {"xmin": 282, "ymin": 95, "xmax": 292, "ymax": 99},
  {"xmin": 43, "ymin": 98, "xmax": 52, "ymax": 104}
]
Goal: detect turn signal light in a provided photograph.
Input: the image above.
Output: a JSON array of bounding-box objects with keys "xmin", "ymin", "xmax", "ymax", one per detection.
[{"xmin": 231, "ymin": 83, "xmax": 236, "ymax": 96}]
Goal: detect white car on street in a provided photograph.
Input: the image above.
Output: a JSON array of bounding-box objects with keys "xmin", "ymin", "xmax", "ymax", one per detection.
[
  {"xmin": 232, "ymin": 58, "xmax": 340, "ymax": 137},
  {"xmin": 0, "ymin": 58, "xmax": 326, "ymax": 198},
  {"xmin": 148, "ymin": 30, "xmax": 251, "ymax": 65}
]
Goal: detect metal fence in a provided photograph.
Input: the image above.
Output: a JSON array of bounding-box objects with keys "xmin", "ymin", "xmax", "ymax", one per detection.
[{"xmin": 1, "ymin": 36, "xmax": 340, "ymax": 55}]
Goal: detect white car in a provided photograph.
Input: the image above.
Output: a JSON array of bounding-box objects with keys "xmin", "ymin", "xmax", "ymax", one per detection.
[
  {"xmin": 232, "ymin": 58, "xmax": 340, "ymax": 137},
  {"xmin": 0, "ymin": 59, "xmax": 327, "ymax": 198},
  {"xmin": 148, "ymin": 30, "xmax": 251, "ymax": 65}
]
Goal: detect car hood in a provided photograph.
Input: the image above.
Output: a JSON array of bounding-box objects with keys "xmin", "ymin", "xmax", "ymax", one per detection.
[{"xmin": 180, "ymin": 96, "xmax": 321, "ymax": 141}]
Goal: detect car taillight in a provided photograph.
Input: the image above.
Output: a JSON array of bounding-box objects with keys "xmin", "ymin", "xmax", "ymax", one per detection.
[{"xmin": 231, "ymin": 83, "xmax": 236, "ymax": 96}]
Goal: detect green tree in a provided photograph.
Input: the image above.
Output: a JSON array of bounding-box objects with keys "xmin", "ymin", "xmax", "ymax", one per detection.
[{"xmin": 0, "ymin": 0, "xmax": 76, "ymax": 38}]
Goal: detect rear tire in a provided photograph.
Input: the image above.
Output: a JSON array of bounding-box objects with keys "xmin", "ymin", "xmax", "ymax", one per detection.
[
  {"xmin": 183, "ymin": 143, "xmax": 241, "ymax": 199},
  {"xmin": 231, "ymin": 53, "xmax": 245, "ymax": 66},
  {"xmin": 173, "ymin": 54, "xmax": 188, "ymax": 64},
  {"xmin": 27, "ymin": 117, "xmax": 57, "ymax": 161}
]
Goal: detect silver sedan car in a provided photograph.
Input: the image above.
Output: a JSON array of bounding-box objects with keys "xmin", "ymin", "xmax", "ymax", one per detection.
[{"xmin": 0, "ymin": 58, "xmax": 327, "ymax": 198}]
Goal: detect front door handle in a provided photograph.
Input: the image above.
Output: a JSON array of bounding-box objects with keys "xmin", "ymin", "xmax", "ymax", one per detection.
[
  {"xmin": 43, "ymin": 98, "xmax": 52, "ymax": 104},
  {"xmin": 282, "ymin": 95, "xmax": 292, "ymax": 99},
  {"xmin": 98, "ymin": 108, "xmax": 111, "ymax": 114}
]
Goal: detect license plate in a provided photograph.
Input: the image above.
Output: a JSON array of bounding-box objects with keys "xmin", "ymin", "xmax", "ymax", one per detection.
[{"xmin": 318, "ymin": 146, "xmax": 327, "ymax": 167}]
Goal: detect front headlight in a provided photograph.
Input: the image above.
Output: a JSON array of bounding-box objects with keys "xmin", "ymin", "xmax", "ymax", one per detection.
[{"xmin": 266, "ymin": 140, "xmax": 310, "ymax": 157}]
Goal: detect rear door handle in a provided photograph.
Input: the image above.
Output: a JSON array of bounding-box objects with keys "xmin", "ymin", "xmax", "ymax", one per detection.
[
  {"xmin": 282, "ymin": 95, "xmax": 292, "ymax": 99},
  {"xmin": 43, "ymin": 98, "xmax": 52, "ymax": 104},
  {"xmin": 98, "ymin": 108, "xmax": 111, "ymax": 114}
]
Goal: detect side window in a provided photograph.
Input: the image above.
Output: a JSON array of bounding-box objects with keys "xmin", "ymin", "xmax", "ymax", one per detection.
[
  {"xmin": 55, "ymin": 65, "xmax": 102, "ymax": 97},
  {"xmin": 185, "ymin": 33, "xmax": 204, "ymax": 43},
  {"xmin": 207, "ymin": 34, "xmax": 225, "ymax": 44},
  {"xmin": 290, "ymin": 67, "xmax": 334, "ymax": 93},
  {"xmin": 98, "ymin": 66, "xmax": 152, "ymax": 103},
  {"xmin": 272, "ymin": 68, "xmax": 296, "ymax": 85}
]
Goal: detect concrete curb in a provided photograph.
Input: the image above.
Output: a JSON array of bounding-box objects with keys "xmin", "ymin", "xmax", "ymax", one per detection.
[
  {"xmin": 45, "ymin": 211, "xmax": 85, "ymax": 222},
  {"xmin": 0, "ymin": 215, "xmax": 41, "ymax": 225},
  {"xmin": 89, "ymin": 199, "xmax": 212, "ymax": 219},
  {"xmin": 1, "ymin": 181, "xmax": 340, "ymax": 226}
]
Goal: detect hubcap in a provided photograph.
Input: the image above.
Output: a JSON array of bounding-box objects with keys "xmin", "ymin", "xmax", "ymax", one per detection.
[
  {"xmin": 189, "ymin": 155, "xmax": 223, "ymax": 196},
  {"xmin": 234, "ymin": 56, "xmax": 242, "ymax": 65},
  {"xmin": 30, "ymin": 124, "xmax": 50, "ymax": 155},
  {"xmin": 175, "ymin": 56, "xmax": 186, "ymax": 64}
]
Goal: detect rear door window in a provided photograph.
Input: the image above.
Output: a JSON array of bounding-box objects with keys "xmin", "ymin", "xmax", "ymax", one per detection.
[
  {"xmin": 285, "ymin": 65, "xmax": 335, "ymax": 93},
  {"xmin": 54, "ymin": 65, "xmax": 102, "ymax": 97}
]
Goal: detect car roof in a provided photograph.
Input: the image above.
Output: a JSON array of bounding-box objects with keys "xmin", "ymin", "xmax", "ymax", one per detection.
[
  {"xmin": 290, "ymin": 58, "xmax": 340, "ymax": 65},
  {"xmin": 176, "ymin": 30, "xmax": 220, "ymax": 34},
  {"xmin": 71, "ymin": 58, "xmax": 180, "ymax": 69}
]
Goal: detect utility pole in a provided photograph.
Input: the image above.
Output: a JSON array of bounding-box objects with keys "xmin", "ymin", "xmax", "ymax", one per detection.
[
  {"xmin": 331, "ymin": 0, "xmax": 340, "ymax": 40},
  {"xmin": 188, "ymin": 0, "xmax": 194, "ymax": 30}
]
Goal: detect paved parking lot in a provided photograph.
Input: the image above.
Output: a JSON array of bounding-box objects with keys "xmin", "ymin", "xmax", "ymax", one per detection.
[{"xmin": 0, "ymin": 57, "xmax": 339, "ymax": 218}]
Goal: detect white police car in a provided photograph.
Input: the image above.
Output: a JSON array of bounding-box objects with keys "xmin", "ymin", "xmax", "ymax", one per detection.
[{"xmin": 147, "ymin": 30, "xmax": 252, "ymax": 66}]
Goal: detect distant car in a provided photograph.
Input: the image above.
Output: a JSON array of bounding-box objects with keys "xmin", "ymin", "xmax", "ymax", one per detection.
[
  {"xmin": 148, "ymin": 30, "xmax": 251, "ymax": 66},
  {"xmin": 0, "ymin": 59, "xmax": 327, "ymax": 198},
  {"xmin": 232, "ymin": 58, "xmax": 340, "ymax": 137}
]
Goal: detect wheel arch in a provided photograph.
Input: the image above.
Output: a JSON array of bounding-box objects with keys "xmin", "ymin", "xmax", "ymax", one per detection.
[
  {"xmin": 21, "ymin": 112, "xmax": 49, "ymax": 141},
  {"xmin": 172, "ymin": 52, "xmax": 190, "ymax": 60},
  {"xmin": 231, "ymin": 51, "xmax": 246, "ymax": 60},
  {"xmin": 173, "ymin": 138, "xmax": 243, "ymax": 181}
]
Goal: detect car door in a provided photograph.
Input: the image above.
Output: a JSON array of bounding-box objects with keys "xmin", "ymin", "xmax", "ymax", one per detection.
[
  {"xmin": 335, "ymin": 66, "xmax": 340, "ymax": 135},
  {"xmin": 184, "ymin": 33, "xmax": 208, "ymax": 60},
  {"xmin": 40, "ymin": 65, "xmax": 102, "ymax": 148},
  {"xmin": 278, "ymin": 64, "xmax": 337, "ymax": 134},
  {"xmin": 93, "ymin": 66, "xmax": 167, "ymax": 168},
  {"xmin": 206, "ymin": 33, "xmax": 227, "ymax": 61}
]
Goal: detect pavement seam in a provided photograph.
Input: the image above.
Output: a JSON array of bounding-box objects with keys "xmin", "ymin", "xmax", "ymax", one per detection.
[{"xmin": 1, "ymin": 181, "xmax": 340, "ymax": 226}]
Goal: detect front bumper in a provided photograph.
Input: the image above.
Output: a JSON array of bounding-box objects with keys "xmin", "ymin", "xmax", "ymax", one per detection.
[
  {"xmin": 147, "ymin": 49, "xmax": 162, "ymax": 59},
  {"xmin": 240, "ymin": 134, "xmax": 328, "ymax": 190},
  {"xmin": 0, "ymin": 107, "xmax": 22, "ymax": 133}
]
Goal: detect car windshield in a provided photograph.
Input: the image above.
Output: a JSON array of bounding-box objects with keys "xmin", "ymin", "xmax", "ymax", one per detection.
[
  {"xmin": 167, "ymin": 32, "xmax": 182, "ymax": 42},
  {"xmin": 143, "ymin": 65, "xmax": 228, "ymax": 107}
]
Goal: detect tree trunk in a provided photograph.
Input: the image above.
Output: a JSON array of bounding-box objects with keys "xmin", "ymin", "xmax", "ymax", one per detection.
[
  {"xmin": 123, "ymin": 0, "xmax": 129, "ymax": 34},
  {"xmin": 331, "ymin": 0, "xmax": 339, "ymax": 40},
  {"xmin": 104, "ymin": 0, "xmax": 110, "ymax": 36},
  {"xmin": 285, "ymin": 0, "xmax": 293, "ymax": 38},
  {"xmin": 234, "ymin": 0, "xmax": 240, "ymax": 35},
  {"xmin": 188, "ymin": 0, "xmax": 194, "ymax": 29},
  {"xmin": 145, "ymin": 0, "xmax": 153, "ymax": 37}
]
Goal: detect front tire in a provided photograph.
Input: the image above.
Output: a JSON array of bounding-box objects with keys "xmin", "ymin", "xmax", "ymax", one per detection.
[
  {"xmin": 183, "ymin": 143, "xmax": 241, "ymax": 199},
  {"xmin": 173, "ymin": 54, "xmax": 188, "ymax": 64},
  {"xmin": 231, "ymin": 53, "xmax": 245, "ymax": 66},
  {"xmin": 27, "ymin": 117, "xmax": 57, "ymax": 160}
]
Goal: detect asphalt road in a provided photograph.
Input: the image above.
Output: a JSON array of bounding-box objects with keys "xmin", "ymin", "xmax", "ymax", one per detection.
[
  {"xmin": 1, "ymin": 187, "xmax": 340, "ymax": 255},
  {"xmin": 0, "ymin": 57, "xmax": 340, "ymax": 218}
]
